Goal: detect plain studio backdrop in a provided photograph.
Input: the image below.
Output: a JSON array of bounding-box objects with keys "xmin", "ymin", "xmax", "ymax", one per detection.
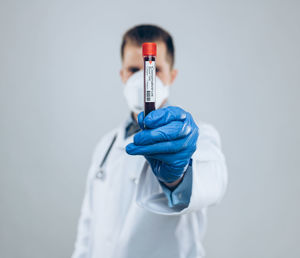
[{"xmin": 0, "ymin": 0, "xmax": 299, "ymax": 257}]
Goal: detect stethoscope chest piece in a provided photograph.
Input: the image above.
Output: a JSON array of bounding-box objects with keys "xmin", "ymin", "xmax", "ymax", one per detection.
[
  {"xmin": 94, "ymin": 133, "xmax": 118, "ymax": 181},
  {"xmin": 95, "ymin": 168, "xmax": 105, "ymax": 180}
]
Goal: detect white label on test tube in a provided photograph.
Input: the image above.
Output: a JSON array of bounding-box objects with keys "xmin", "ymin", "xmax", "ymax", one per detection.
[{"xmin": 145, "ymin": 60, "xmax": 156, "ymax": 102}]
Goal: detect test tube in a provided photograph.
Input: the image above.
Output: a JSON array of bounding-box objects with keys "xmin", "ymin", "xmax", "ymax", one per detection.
[{"xmin": 142, "ymin": 42, "xmax": 157, "ymax": 117}]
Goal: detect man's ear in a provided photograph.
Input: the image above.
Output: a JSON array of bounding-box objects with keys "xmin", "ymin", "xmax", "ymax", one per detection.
[
  {"xmin": 120, "ymin": 69, "xmax": 126, "ymax": 84},
  {"xmin": 170, "ymin": 69, "xmax": 178, "ymax": 85}
]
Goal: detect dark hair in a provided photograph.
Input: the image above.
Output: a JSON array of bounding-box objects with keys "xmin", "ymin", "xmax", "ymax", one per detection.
[{"xmin": 121, "ymin": 24, "xmax": 175, "ymax": 68}]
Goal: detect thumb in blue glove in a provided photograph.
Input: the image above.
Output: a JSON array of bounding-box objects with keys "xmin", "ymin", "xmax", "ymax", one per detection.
[{"xmin": 126, "ymin": 106, "xmax": 199, "ymax": 184}]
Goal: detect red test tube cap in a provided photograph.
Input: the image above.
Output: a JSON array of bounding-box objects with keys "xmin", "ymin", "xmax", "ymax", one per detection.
[{"xmin": 142, "ymin": 42, "xmax": 157, "ymax": 56}]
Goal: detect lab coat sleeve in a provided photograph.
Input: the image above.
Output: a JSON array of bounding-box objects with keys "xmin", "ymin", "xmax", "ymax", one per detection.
[
  {"xmin": 159, "ymin": 161, "xmax": 193, "ymax": 208},
  {"xmin": 71, "ymin": 131, "xmax": 116, "ymax": 258},
  {"xmin": 135, "ymin": 122, "xmax": 228, "ymax": 215}
]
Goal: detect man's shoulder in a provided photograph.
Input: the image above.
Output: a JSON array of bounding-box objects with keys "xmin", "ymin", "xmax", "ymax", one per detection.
[{"xmin": 99, "ymin": 126, "xmax": 120, "ymax": 142}]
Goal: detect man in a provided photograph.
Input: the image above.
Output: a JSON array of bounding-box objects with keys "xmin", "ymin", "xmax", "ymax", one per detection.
[{"xmin": 72, "ymin": 24, "xmax": 227, "ymax": 258}]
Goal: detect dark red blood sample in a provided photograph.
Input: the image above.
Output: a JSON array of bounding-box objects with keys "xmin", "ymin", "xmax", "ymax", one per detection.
[
  {"xmin": 144, "ymin": 55, "xmax": 156, "ymax": 117},
  {"xmin": 142, "ymin": 42, "xmax": 157, "ymax": 119}
]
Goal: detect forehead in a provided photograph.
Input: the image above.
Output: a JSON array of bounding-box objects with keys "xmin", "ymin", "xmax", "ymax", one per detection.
[{"xmin": 122, "ymin": 41, "xmax": 168, "ymax": 67}]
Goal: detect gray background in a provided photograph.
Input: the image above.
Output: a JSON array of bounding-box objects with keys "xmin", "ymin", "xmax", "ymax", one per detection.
[{"xmin": 0, "ymin": 0, "xmax": 299, "ymax": 257}]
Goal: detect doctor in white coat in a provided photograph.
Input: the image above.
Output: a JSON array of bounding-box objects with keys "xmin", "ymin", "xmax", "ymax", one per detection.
[{"xmin": 72, "ymin": 24, "xmax": 228, "ymax": 258}]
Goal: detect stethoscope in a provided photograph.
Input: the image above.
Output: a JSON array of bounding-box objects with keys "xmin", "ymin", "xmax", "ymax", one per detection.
[{"xmin": 95, "ymin": 133, "xmax": 118, "ymax": 180}]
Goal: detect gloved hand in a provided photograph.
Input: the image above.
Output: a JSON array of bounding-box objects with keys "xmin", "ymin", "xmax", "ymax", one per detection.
[{"xmin": 126, "ymin": 106, "xmax": 199, "ymax": 183}]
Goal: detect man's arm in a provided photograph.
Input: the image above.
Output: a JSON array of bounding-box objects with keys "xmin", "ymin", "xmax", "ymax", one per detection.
[
  {"xmin": 71, "ymin": 167, "xmax": 93, "ymax": 258},
  {"xmin": 127, "ymin": 106, "xmax": 227, "ymax": 214},
  {"xmin": 134, "ymin": 121, "xmax": 227, "ymax": 214}
]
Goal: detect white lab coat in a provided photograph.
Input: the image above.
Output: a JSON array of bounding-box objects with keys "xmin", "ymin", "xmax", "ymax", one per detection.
[{"xmin": 72, "ymin": 116, "xmax": 227, "ymax": 258}]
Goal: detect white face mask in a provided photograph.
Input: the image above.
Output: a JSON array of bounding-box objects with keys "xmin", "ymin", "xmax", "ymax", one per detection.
[{"xmin": 123, "ymin": 70, "xmax": 170, "ymax": 114}]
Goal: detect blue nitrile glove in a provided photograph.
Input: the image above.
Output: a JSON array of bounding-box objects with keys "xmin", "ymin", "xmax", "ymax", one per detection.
[{"xmin": 126, "ymin": 106, "xmax": 199, "ymax": 184}]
